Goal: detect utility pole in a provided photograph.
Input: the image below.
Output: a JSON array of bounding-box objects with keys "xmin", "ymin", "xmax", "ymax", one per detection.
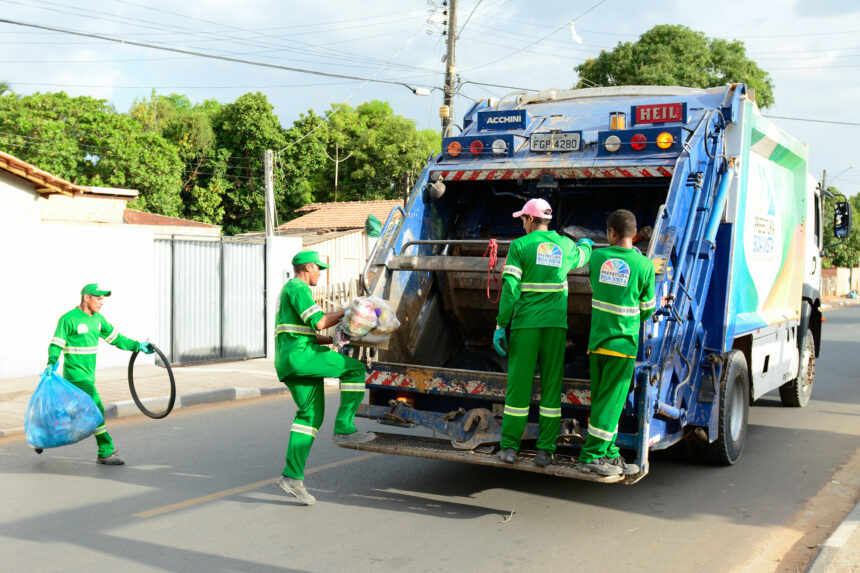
[
  {"xmin": 441, "ymin": 0, "xmax": 457, "ymax": 137},
  {"xmin": 264, "ymin": 149, "xmax": 275, "ymax": 236},
  {"xmin": 323, "ymin": 142, "xmax": 352, "ymax": 202},
  {"xmin": 822, "ymin": 169, "xmax": 826, "ymax": 192}
]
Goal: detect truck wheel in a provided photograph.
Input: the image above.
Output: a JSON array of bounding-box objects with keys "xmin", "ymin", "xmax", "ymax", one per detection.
[
  {"xmin": 779, "ymin": 329, "xmax": 815, "ymax": 407},
  {"xmin": 708, "ymin": 349, "xmax": 749, "ymax": 465}
]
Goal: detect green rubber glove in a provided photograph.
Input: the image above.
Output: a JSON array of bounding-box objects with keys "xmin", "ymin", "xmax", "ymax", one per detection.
[
  {"xmin": 492, "ymin": 327, "xmax": 508, "ymax": 357},
  {"xmin": 140, "ymin": 342, "xmax": 155, "ymax": 355}
]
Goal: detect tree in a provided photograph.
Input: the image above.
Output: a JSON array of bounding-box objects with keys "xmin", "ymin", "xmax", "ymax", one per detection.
[
  {"xmin": 0, "ymin": 82, "xmax": 11, "ymax": 96},
  {"xmin": 822, "ymin": 188, "xmax": 860, "ymax": 268},
  {"xmin": 575, "ymin": 25, "xmax": 775, "ymax": 108}
]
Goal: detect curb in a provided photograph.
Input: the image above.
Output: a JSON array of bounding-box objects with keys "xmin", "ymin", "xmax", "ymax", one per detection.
[
  {"xmin": 821, "ymin": 298, "xmax": 860, "ymax": 311},
  {"xmin": 806, "ymin": 498, "xmax": 860, "ymax": 573},
  {"xmin": 0, "ymin": 385, "xmax": 288, "ymax": 438}
]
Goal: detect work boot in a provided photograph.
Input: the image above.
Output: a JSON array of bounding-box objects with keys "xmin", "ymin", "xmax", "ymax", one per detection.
[
  {"xmin": 96, "ymin": 453, "xmax": 125, "ymax": 466},
  {"xmin": 605, "ymin": 456, "xmax": 639, "ymax": 476},
  {"xmin": 333, "ymin": 431, "xmax": 376, "ymax": 445},
  {"xmin": 277, "ymin": 477, "xmax": 316, "ymax": 506},
  {"xmin": 34, "ymin": 448, "xmax": 43, "ymax": 455},
  {"xmin": 534, "ymin": 449, "xmax": 555, "ymax": 467},
  {"xmin": 498, "ymin": 448, "xmax": 517, "ymax": 463},
  {"xmin": 574, "ymin": 457, "xmax": 621, "ymax": 476}
]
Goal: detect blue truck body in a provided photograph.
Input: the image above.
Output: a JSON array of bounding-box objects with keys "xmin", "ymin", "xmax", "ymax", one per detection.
[{"xmin": 337, "ymin": 84, "xmax": 833, "ymax": 483}]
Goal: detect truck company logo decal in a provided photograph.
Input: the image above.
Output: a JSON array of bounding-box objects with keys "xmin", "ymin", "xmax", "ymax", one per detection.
[
  {"xmin": 477, "ymin": 109, "xmax": 527, "ymax": 131},
  {"xmin": 599, "ymin": 259, "xmax": 630, "ymax": 286},
  {"xmin": 536, "ymin": 242, "xmax": 563, "ymax": 267},
  {"xmin": 434, "ymin": 166, "xmax": 673, "ymax": 181}
]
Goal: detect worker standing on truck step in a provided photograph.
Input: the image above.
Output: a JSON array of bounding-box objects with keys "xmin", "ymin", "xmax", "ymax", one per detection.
[
  {"xmin": 493, "ymin": 198, "xmax": 593, "ymax": 466},
  {"xmin": 576, "ymin": 209, "xmax": 656, "ymax": 477},
  {"xmin": 46, "ymin": 283, "xmax": 155, "ymax": 465},
  {"xmin": 274, "ymin": 250, "xmax": 374, "ymax": 506}
]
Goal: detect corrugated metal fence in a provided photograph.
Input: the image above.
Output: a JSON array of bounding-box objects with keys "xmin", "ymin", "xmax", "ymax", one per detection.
[{"xmin": 154, "ymin": 236, "xmax": 266, "ymax": 365}]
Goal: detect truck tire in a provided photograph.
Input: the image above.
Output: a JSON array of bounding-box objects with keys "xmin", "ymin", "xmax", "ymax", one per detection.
[
  {"xmin": 708, "ymin": 349, "xmax": 749, "ymax": 465},
  {"xmin": 779, "ymin": 329, "xmax": 815, "ymax": 407}
]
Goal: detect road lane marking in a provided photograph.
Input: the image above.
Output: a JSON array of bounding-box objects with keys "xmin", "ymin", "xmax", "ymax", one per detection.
[{"xmin": 134, "ymin": 452, "xmax": 379, "ymax": 518}]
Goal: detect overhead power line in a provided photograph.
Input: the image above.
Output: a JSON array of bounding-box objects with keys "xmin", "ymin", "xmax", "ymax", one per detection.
[{"xmin": 763, "ymin": 115, "xmax": 860, "ymax": 126}]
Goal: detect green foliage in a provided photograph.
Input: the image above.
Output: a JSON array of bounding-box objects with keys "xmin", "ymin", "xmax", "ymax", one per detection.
[
  {"xmin": 575, "ymin": 24, "xmax": 775, "ymax": 108},
  {"xmin": 823, "ymin": 189, "xmax": 860, "ymax": 268}
]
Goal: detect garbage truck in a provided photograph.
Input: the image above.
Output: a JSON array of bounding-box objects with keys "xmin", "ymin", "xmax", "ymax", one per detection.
[{"xmin": 335, "ymin": 84, "xmax": 852, "ymax": 483}]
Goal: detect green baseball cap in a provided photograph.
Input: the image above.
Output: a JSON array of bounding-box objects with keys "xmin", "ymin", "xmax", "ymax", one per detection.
[
  {"xmin": 291, "ymin": 250, "xmax": 330, "ymax": 269},
  {"xmin": 81, "ymin": 283, "xmax": 111, "ymax": 296}
]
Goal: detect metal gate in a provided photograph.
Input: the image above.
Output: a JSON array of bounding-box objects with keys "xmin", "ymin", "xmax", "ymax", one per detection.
[{"xmin": 154, "ymin": 236, "xmax": 266, "ymax": 365}]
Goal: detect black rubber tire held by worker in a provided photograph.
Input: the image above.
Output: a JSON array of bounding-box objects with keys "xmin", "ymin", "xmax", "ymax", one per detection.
[{"xmin": 128, "ymin": 343, "xmax": 176, "ymax": 419}]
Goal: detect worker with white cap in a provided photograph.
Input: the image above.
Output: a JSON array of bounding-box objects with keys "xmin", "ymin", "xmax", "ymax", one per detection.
[{"xmin": 493, "ymin": 198, "xmax": 593, "ymax": 466}]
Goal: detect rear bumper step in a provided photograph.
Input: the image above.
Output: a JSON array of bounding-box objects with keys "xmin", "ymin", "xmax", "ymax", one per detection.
[{"xmin": 334, "ymin": 431, "xmax": 627, "ymax": 484}]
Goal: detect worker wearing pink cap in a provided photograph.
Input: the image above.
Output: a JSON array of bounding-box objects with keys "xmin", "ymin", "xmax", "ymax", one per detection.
[{"xmin": 493, "ymin": 198, "xmax": 593, "ymax": 466}]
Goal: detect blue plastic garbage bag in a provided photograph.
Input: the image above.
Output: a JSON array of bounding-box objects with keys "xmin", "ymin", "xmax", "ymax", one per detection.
[{"xmin": 25, "ymin": 363, "xmax": 104, "ymax": 449}]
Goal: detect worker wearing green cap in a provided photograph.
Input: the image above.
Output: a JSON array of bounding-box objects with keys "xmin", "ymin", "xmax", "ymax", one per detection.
[
  {"xmin": 275, "ymin": 250, "xmax": 373, "ymax": 505},
  {"xmin": 46, "ymin": 283, "xmax": 154, "ymax": 465}
]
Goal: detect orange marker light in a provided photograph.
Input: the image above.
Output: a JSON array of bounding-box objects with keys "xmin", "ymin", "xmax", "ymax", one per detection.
[
  {"xmin": 657, "ymin": 132, "xmax": 674, "ymax": 149},
  {"xmin": 447, "ymin": 141, "xmax": 462, "ymax": 157}
]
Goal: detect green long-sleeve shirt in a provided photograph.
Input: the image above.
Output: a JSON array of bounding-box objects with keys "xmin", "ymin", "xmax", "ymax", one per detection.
[
  {"xmin": 587, "ymin": 246, "xmax": 656, "ymax": 358},
  {"xmin": 274, "ymin": 278, "xmax": 326, "ymax": 380},
  {"xmin": 48, "ymin": 307, "xmax": 141, "ymax": 383},
  {"xmin": 496, "ymin": 230, "xmax": 592, "ymax": 330}
]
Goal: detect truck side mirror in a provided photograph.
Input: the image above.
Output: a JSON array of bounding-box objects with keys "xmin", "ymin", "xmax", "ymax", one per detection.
[{"xmin": 834, "ymin": 201, "xmax": 852, "ymax": 239}]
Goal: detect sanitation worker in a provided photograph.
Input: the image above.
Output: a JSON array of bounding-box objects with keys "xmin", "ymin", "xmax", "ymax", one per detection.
[
  {"xmin": 493, "ymin": 198, "xmax": 593, "ymax": 466},
  {"xmin": 575, "ymin": 209, "xmax": 656, "ymax": 477},
  {"xmin": 275, "ymin": 250, "xmax": 374, "ymax": 505},
  {"xmin": 46, "ymin": 283, "xmax": 154, "ymax": 465}
]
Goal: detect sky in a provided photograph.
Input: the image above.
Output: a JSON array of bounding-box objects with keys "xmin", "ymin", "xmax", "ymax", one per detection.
[{"xmin": 1, "ymin": 0, "xmax": 859, "ymax": 196}]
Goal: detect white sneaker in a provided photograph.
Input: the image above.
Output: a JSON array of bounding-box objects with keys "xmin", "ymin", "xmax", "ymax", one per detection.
[{"xmin": 277, "ymin": 477, "xmax": 316, "ymax": 505}]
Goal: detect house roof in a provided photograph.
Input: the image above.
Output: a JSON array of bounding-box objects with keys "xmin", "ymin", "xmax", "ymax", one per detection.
[
  {"xmin": 0, "ymin": 150, "xmax": 89, "ymax": 196},
  {"xmin": 278, "ymin": 199, "xmax": 403, "ymax": 231},
  {"xmin": 124, "ymin": 209, "xmax": 220, "ymax": 229}
]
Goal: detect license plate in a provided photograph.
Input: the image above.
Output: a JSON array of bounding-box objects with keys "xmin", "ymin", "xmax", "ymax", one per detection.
[{"xmin": 530, "ymin": 131, "xmax": 581, "ymax": 152}]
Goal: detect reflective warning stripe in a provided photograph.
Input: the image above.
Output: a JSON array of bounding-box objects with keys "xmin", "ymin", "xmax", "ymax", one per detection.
[
  {"xmin": 275, "ymin": 323, "xmax": 316, "ymax": 337},
  {"xmin": 50, "ymin": 337, "xmax": 66, "ymax": 347},
  {"xmin": 521, "ymin": 282, "xmax": 568, "ymax": 292},
  {"xmin": 587, "ymin": 423, "xmax": 616, "ymax": 441},
  {"xmin": 94, "ymin": 425, "xmax": 107, "ymax": 436},
  {"xmin": 591, "ymin": 299, "xmax": 639, "ymax": 317},
  {"xmin": 434, "ymin": 166, "xmax": 674, "ymax": 181},
  {"xmin": 290, "ymin": 423, "xmax": 318, "ymax": 438},
  {"xmin": 539, "ymin": 406, "xmax": 561, "ymax": 417},
  {"xmin": 104, "ymin": 328, "xmax": 119, "ymax": 343},
  {"xmin": 300, "ymin": 304, "xmax": 323, "ymax": 322},
  {"xmin": 502, "ymin": 265, "xmax": 522, "ymax": 280},
  {"xmin": 340, "ymin": 383, "xmax": 367, "ymax": 393},
  {"xmin": 63, "ymin": 346, "xmax": 99, "ymax": 355},
  {"xmin": 504, "ymin": 405, "xmax": 529, "ymax": 417},
  {"xmin": 640, "ymin": 297, "xmax": 656, "ymax": 311}
]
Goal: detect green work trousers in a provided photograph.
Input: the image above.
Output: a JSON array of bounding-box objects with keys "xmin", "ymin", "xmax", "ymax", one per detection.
[
  {"xmin": 579, "ymin": 353, "xmax": 635, "ymax": 463},
  {"xmin": 281, "ymin": 346, "xmax": 366, "ymax": 480},
  {"xmin": 500, "ymin": 327, "xmax": 566, "ymax": 453},
  {"xmin": 67, "ymin": 378, "xmax": 113, "ymax": 458}
]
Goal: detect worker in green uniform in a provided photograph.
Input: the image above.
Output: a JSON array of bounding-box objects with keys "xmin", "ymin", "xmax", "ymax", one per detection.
[
  {"xmin": 275, "ymin": 250, "xmax": 374, "ymax": 505},
  {"xmin": 493, "ymin": 198, "xmax": 593, "ymax": 466},
  {"xmin": 576, "ymin": 209, "xmax": 656, "ymax": 477},
  {"xmin": 46, "ymin": 283, "xmax": 154, "ymax": 465}
]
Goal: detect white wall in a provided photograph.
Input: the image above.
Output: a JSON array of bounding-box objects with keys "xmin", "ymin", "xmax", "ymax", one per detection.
[
  {"xmin": 310, "ymin": 230, "xmax": 368, "ymax": 287},
  {"xmin": 265, "ymin": 235, "xmax": 304, "ymax": 358},
  {"xmin": 0, "ymin": 221, "xmax": 157, "ymax": 378},
  {"xmin": 0, "ymin": 170, "xmax": 42, "ymax": 228}
]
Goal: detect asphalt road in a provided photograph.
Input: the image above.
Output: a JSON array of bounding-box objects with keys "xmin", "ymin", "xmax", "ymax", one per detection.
[{"xmin": 1, "ymin": 306, "xmax": 858, "ymax": 573}]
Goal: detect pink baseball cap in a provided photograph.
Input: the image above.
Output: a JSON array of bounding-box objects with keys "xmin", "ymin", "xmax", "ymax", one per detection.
[{"xmin": 512, "ymin": 198, "xmax": 552, "ymax": 220}]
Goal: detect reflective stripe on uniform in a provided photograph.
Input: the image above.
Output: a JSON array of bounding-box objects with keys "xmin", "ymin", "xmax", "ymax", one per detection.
[
  {"xmin": 640, "ymin": 297, "xmax": 656, "ymax": 311},
  {"xmin": 94, "ymin": 425, "xmax": 107, "ymax": 436},
  {"xmin": 300, "ymin": 304, "xmax": 323, "ymax": 322},
  {"xmin": 340, "ymin": 382, "xmax": 366, "ymax": 392},
  {"xmin": 104, "ymin": 328, "xmax": 119, "ymax": 343},
  {"xmin": 290, "ymin": 423, "xmax": 318, "ymax": 437},
  {"xmin": 502, "ymin": 265, "xmax": 522, "ymax": 280},
  {"xmin": 63, "ymin": 346, "xmax": 99, "ymax": 355},
  {"xmin": 521, "ymin": 282, "xmax": 568, "ymax": 292},
  {"xmin": 275, "ymin": 323, "xmax": 316, "ymax": 336},
  {"xmin": 587, "ymin": 423, "xmax": 616, "ymax": 441},
  {"xmin": 50, "ymin": 337, "xmax": 66, "ymax": 347},
  {"xmin": 591, "ymin": 299, "xmax": 640, "ymax": 317},
  {"xmin": 504, "ymin": 405, "xmax": 529, "ymax": 417},
  {"xmin": 539, "ymin": 406, "xmax": 561, "ymax": 417}
]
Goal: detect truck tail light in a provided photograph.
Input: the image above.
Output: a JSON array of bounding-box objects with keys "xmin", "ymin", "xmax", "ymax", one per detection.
[
  {"xmin": 656, "ymin": 132, "xmax": 674, "ymax": 149},
  {"xmin": 631, "ymin": 133, "xmax": 647, "ymax": 151},
  {"xmin": 470, "ymin": 140, "xmax": 484, "ymax": 156},
  {"xmin": 604, "ymin": 135, "xmax": 621, "ymax": 153},
  {"xmin": 447, "ymin": 141, "xmax": 462, "ymax": 157},
  {"xmin": 491, "ymin": 139, "xmax": 507, "ymax": 155}
]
